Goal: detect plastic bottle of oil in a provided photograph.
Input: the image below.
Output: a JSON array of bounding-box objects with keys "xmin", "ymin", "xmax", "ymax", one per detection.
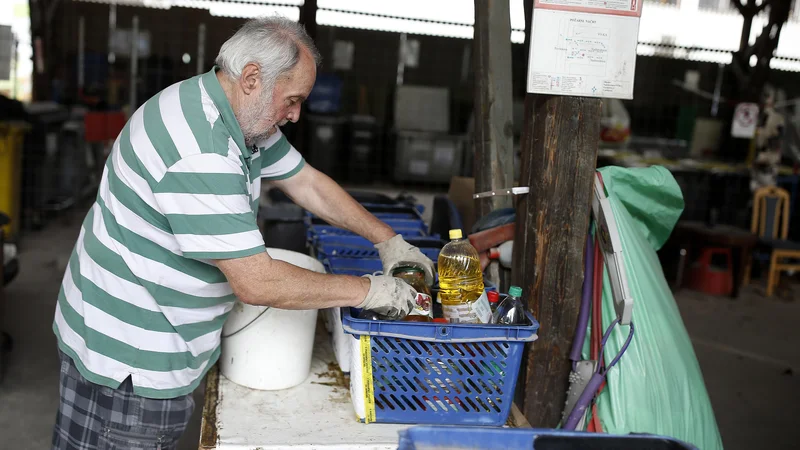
[{"xmin": 437, "ymin": 229, "xmax": 492, "ymax": 323}]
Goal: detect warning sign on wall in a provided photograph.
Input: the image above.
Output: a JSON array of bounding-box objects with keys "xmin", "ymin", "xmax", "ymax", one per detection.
[
  {"xmin": 526, "ymin": 0, "xmax": 642, "ymax": 100},
  {"xmin": 731, "ymin": 103, "xmax": 759, "ymax": 139}
]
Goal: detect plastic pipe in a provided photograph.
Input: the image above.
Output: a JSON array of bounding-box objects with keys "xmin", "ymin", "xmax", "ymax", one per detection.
[
  {"xmin": 590, "ymin": 238, "xmax": 603, "ymax": 360},
  {"xmin": 564, "ymin": 371, "xmax": 605, "ymax": 430},
  {"xmin": 570, "ymin": 233, "xmax": 594, "ymax": 365},
  {"xmin": 564, "ymin": 319, "xmax": 636, "ymax": 431}
]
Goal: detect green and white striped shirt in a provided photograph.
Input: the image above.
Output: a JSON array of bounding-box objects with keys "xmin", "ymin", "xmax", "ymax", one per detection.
[{"xmin": 53, "ymin": 67, "xmax": 305, "ymax": 398}]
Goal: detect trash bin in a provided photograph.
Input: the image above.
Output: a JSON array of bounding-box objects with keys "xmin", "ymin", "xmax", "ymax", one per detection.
[
  {"xmin": 305, "ymin": 114, "xmax": 345, "ymax": 180},
  {"xmin": 0, "ymin": 121, "xmax": 29, "ymax": 241},
  {"xmin": 346, "ymin": 115, "xmax": 379, "ymax": 183}
]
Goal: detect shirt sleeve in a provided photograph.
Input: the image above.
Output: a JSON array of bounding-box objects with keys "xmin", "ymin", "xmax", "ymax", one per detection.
[
  {"xmin": 254, "ymin": 128, "xmax": 306, "ymax": 181},
  {"xmin": 153, "ymin": 153, "xmax": 265, "ymax": 260}
]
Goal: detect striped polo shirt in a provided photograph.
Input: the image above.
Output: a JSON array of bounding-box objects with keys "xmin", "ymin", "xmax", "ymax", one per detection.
[{"xmin": 53, "ymin": 67, "xmax": 305, "ymax": 398}]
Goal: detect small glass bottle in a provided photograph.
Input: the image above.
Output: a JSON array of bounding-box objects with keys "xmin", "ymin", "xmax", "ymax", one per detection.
[{"xmin": 392, "ymin": 266, "xmax": 433, "ymax": 322}]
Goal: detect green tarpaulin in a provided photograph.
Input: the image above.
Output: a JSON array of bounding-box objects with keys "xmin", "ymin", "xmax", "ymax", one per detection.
[{"xmin": 583, "ymin": 166, "xmax": 723, "ymax": 450}]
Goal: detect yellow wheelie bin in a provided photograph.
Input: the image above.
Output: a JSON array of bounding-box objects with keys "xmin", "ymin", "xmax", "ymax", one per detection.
[{"xmin": 0, "ymin": 121, "xmax": 29, "ymax": 241}]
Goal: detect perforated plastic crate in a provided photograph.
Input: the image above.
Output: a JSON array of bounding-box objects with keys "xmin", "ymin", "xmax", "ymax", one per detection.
[
  {"xmin": 397, "ymin": 426, "xmax": 699, "ymax": 449},
  {"xmin": 343, "ymin": 309, "xmax": 539, "ymax": 426},
  {"xmin": 307, "ymin": 223, "xmax": 429, "ymax": 242},
  {"xmin": 306, "ymin": 204, "xmax": 424, "ymax": 221},
  {"xmin": 324, "ymin": 256, "xmax": 384, "ymax": 276},
  {"xmin": 315, "ymin": 235, "xmax": 443, "ymax": 261}
]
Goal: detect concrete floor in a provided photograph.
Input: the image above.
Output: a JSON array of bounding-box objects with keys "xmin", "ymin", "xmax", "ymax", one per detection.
[{"xmin": 1, "ymin": 206, "xmax": 798, "ymax": 449}]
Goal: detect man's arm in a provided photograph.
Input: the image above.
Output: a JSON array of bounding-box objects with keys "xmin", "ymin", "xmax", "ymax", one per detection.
[
  {"xmin": 269, "ymin": 164, "xmax": 395, "ymax": 244},
  {"xmin": 215, "ymin": 252, "xmax": 369, "ymax": 308},
  {"xmin": 215, "ymin": 252, "xmax": 417, "ymax": 319}
]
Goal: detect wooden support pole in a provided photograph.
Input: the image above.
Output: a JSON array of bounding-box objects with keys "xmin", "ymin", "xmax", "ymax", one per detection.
[
  {"xmin": 300, "ymin": 0, "xmax": 318, "ymax": 42},
  {"xmin": 511, "ymin": 95, "xmax": 600, "ymax": 427},
  {"xmin": 472, "ymin": 0, "xmax": 515, "ymax": 218}
]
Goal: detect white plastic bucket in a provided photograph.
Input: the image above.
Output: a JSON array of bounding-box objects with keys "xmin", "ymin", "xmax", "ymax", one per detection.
[{"xmin": 220, "ymin": 248, "xmax": 326, "ymax": 390}]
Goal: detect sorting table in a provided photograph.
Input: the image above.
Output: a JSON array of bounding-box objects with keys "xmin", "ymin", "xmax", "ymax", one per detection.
[
  {"xmin": 199, "ymin": 318, "xmax": 531, "ymax": 449},
  {"xmin": 199, "ymin": 321, "xmax": 408, "ymax": 450}
]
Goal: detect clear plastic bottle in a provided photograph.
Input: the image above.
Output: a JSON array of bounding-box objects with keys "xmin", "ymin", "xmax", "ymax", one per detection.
[
  {"xmin": 487, "ymin": 290, "xmax": 500, "ymax": 313},
  {"xmin": 437, "ymin": 229, "xmax": 492, "ymax": 323},
  {"xmin": 491, "ymin": 285, "xmax": 527, "ymax": 325}
]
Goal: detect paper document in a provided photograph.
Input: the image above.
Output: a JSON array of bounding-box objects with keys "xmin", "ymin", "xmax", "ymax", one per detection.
[{"xmin": 527, "ymin": 0, "xmax": 641, "ymax": 99}]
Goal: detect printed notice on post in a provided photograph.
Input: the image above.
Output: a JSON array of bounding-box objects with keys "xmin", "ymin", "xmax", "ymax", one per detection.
[{"xmin": 526, "ymin": 0, "xmax": 642, "ymax": 99}]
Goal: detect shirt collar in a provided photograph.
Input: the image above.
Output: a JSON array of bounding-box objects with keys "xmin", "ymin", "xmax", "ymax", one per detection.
[{"xmin": 201, "ymin": 66, "xmax": 251, "ymax": 158}]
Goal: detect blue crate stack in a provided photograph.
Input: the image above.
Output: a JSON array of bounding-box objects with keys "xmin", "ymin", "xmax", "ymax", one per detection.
[{"xmin": 305, "ymin": 199, "xmax": 442, "ymax": 276}]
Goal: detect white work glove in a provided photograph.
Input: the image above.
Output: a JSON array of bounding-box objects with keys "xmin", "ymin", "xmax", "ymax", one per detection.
[
  {"xmin": 374, "ymin": 234, "xmax": 436, "ymax": 285},
  {"xmin": 357, "ymin": 274, "xmax": 417, "ymax": 320}
]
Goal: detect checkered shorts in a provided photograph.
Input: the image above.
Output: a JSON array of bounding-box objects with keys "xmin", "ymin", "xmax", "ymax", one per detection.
[{"xmin": 51, "ymin": 349, "xmax": 195, "ymax": 450}]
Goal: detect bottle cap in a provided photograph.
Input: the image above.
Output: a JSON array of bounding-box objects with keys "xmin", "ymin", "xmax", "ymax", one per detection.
[
  {"xmin": 391, "ymin": 265, "xmax": 424, "ymax": 275},
  {"xmin": 449, "ymin": 229, "xmax": 463, "ymax": 239},
  {"xmin": 487, "ymin": 291, "xmax": 500, "ymax": 304},
  {"xmin": 509, "ymin": 286, "xmax": 523, "ymax": 297}
]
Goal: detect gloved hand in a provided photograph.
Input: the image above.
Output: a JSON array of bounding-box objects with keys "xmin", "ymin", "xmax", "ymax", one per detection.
[
  {"xmin": 357, "ymin": 274, "xmax": 417, "ymax": 320},
  {"xmin": 374, "ymin": 234, "xmax": 436, "ymax": 285}
]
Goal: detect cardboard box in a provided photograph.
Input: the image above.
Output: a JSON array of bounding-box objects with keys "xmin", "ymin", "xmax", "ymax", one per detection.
[{"xmin": 447, "ymin": 176, "xmax": 476, "ymax": 234}]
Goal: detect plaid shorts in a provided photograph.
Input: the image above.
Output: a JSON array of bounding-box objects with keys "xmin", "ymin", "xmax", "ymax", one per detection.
[{"xmin": 51, "ymin": 349, "xmax": 195, "ymax": 450}]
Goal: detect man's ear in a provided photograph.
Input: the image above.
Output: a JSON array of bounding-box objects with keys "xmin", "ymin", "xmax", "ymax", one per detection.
[{"xmin": 240, "ymin": 63, "xmax": 260, "ymax": 95}]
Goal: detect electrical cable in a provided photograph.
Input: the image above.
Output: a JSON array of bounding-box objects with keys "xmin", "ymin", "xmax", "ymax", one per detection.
[
  {"xmin": 591, "ymin": 238, "xmax": 603, "ymax": 361},
  {"xmin": 563, "ymin": 318, "xmax": 635, "ymax": 431},
  {"xmin": 571, "ymin": 231, "xmax": 595, "ymax": 372}
]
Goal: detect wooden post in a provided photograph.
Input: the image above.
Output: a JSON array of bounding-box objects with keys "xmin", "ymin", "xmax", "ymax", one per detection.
[
  {"xmin": 511, "ymin": 95, "xmax": 601, "ymax": 427},
  {"xmin": 472, "ymin": 0, "xmax": 515, "ymax": 218},
  {"xmin": 300, "ymin": 0, "xmax": 318, "ymax": 42}
]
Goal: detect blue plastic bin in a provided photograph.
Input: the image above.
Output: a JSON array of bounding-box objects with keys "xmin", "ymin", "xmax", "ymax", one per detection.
[
  {"xmin": 342, "ymin": 309, "xmax": 539, "ymax": 426},
  {"xmin": 307, "ymin": 224, "xmax": 429, "ymax": 242},
  {"xmin": 315, "ymin": 235, "xmax": 443, "ymax": 261},
  {"xmin": 306, "ymin": 204, "xmax": 424, "ymax": 222},
  {"xmin": 324, "ymin": 257, "xmax": 384, "ymax": 276},
  {"xmin": 397, "ymin": 426, "xmax": 699, "ymax": 449}
]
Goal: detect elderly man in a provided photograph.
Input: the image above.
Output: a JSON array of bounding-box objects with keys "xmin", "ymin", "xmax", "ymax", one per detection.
[{"xmin": 51, "ymin": 17, "xmax": 433, "ymax": 449}]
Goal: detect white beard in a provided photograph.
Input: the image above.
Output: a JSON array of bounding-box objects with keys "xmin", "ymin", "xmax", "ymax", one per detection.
[{"xmin": 238, "ymin": 91, "xmax": 276, "ymax": 148}]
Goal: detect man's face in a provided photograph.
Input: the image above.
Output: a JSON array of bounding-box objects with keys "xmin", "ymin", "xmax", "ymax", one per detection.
[{"xmin": 236, "ymin": 48, "xmax": 316, "ymax": 147}]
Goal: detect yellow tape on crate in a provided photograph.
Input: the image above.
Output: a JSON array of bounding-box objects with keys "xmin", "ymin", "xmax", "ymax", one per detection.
[
  {"xmin": 348, "ymin": 334, "xmax": 375, "ymax": 423},
  {"xmin": 360, "ymin": 335, "xmax": 376, "ymax": 423}
]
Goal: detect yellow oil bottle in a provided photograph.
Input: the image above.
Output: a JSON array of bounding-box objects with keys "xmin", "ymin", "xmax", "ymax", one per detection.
[{"xmin": 437, "ymin": 229, "xmax": 492, "ymax": 323}]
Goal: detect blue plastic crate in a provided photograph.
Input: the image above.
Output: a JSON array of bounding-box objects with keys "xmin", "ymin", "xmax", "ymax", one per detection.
[
  {"xmin": 342, "ymin": 309, "xmax": 539, "ymax": 426},
  {"xmin": 397, "ymin": 426, "xmax": 699, "ymax": 449},
  {"xmin": 307, "ymin": 223, "xmax": 429, "ymax": 241},
  {"xmin": 309, "ymin": 217, "xmax": 427, "ymax": 230},
  {"xmin": 306, "ymin": 211, "xmax": 422, "ymax": 221},
  {"xmin": 315, "ymin": 235, "xmax": 443, "ymax": 261},
  {"xmin": 306, "ymin": 204, "xmax": 424, "ymax": 222},
  {"xmin": 324, "ymin": 257, "xmax": 384, "ymax": 276}
]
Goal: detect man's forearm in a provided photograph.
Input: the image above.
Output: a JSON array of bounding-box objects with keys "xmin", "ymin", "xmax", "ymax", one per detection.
[
  {"xmin": 216, "ymin": 252, "xmax": 370, "ymax": 308},
  {"xmin": 272, "ymin": 165, "xmax": 395, "ymax": 244}
]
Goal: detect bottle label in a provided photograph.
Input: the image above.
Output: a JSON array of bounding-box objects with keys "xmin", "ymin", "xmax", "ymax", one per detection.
[
  {"xmin": 443, "ymin": 292, "xmax": 492, "ymax": 323},
  {"xmin": 408, "ymin": 293, "xmax": 433, "ymax": 317}
]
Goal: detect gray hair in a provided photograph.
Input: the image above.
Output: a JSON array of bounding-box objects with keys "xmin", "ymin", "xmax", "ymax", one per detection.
[{"xmin": 215, "ymin": 16, "xmax": 321, "ymax": 91}]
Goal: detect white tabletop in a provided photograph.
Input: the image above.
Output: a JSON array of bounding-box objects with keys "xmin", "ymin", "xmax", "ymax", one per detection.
[{"xmin": 209, "ymin": 324, "xmax": 409, "ymax": 450}]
